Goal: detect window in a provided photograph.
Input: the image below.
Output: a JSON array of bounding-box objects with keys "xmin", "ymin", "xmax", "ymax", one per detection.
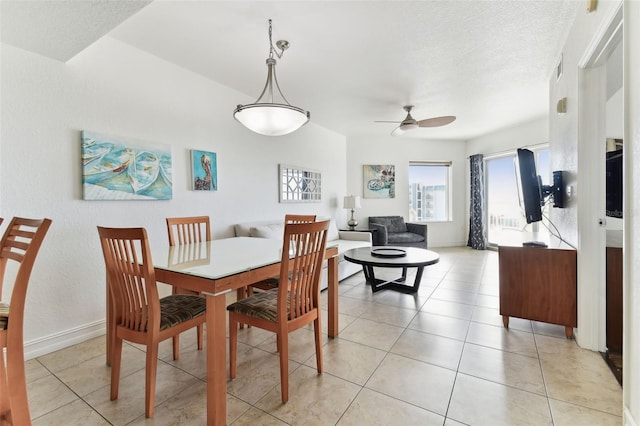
[
  {"xmin": 485, "ymin": 147, "xmax": 550, "ymax": 246},
  {"xmin": 408, "ymin": 162, "xmax": 451, "ymax": 222}
]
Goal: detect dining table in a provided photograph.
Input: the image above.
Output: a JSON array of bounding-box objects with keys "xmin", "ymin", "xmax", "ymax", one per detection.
[{"xmin": 108, "ymin": 236, "xmax": 340, "ymax": 425}]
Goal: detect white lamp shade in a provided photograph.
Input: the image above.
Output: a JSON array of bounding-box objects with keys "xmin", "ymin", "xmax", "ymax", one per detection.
[
  {"xmin": 234, "ymin": 103, "xmax": 310, "ymax": 136},
  {"xmin": 343, "ymin": 195, "xmax": 362, "ymax": 209}
]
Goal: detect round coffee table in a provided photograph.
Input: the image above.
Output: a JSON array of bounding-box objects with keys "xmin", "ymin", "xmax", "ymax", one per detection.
[{"xmin": 344, "ymin": 246, "xmax": 439, "ymax": 293}]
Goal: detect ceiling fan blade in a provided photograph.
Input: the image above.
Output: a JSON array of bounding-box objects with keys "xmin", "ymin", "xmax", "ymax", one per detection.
[
  {"xmin": 374, "ymin": 120, "xmax": 401, "ymax": 123},
  {"xmin": 417, "ymin": 116, "xmax": 456, "ymax": 127},
  {"xmin": 391, "ymin": 126, "xmax": 405, "ymax": 136}
]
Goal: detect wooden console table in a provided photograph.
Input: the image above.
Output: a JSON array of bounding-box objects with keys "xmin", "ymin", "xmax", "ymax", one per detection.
[{"xmin": 498, "ymin": 245, "xmax": 577, "ymax": 338}]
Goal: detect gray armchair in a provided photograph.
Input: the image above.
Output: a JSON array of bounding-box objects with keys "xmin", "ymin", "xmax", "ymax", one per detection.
[{"xmin": 368, "ymin": 216, "xmax": 428, "ymax": 249}]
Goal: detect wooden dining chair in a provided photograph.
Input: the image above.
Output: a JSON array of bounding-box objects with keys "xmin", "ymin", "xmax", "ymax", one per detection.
[
  {"xmin": 0, "ymin": 217, "xmax": 52, "ymax": 426},
  {"xmin": 165, "ymin": 216, "xmax": 209, "ymax": 352},
  {"xmin": 248, "ymin": 214, "xmax": 317, "ymax": 293},
  {"xmin": 227, "ymin": 219, "xmax": 329, "ymax": 403},
  {"xmin": 97, "ymin": 226, "xmax": 206, "ymax": 418}
]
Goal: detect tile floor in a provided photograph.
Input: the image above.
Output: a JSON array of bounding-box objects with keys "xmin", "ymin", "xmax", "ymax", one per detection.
[{"xmin": 26, "ymin": 247, "xmax": 623, "ymax": 425}]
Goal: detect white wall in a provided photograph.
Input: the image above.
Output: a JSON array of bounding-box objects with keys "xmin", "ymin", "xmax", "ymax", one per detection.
[
  {"xmin": 0, "ymin": 37, "xmax": 347, "ymax": 358},
  {"xmin": 466, "ymin": 117, "xmax": 549, "ymax": 158},
  {"xmin": 346, "ymin": 135, "xmax": 467, "ymax": 247},
  {"xmin": 624, "ymin": 1, "xmax": 640, "ymax": 424}
]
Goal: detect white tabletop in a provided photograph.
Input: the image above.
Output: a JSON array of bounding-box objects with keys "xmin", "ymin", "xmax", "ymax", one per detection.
[{"xmin": 152, "ymin": 236, "xmax": 339, "ymax": 280}]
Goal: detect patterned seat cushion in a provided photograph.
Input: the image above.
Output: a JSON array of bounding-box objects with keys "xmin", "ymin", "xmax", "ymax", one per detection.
[
  {"xmin": 227, "ymin": 288, "xmax": 281, "ymax": 322},
  {"xmin": 159, "ymin": 294, "xmax": 206, "ymax": 331}
]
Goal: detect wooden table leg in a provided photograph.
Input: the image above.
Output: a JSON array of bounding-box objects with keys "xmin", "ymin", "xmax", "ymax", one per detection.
[
  {"xmin": 207, "ymin": 293, "xmax": 227, "ymax": 426},
  {"xmin": 502, "ymin": 315, "xmax": 509, "ymax": 329},
  {"xmin": 327, "ymin": 255, "xmax": 339, "ymax": 338}
]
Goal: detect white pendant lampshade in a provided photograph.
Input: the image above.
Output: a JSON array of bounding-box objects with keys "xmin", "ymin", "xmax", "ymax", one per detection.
[{"xmin": 233, "ymin": 20, "xmax": 310, "ymax": 137}]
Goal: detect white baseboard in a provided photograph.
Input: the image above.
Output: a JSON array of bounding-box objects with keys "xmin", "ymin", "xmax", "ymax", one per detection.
[{"xmin": 24, "ymin": 320, "xmax": 106, "ymax": 360}]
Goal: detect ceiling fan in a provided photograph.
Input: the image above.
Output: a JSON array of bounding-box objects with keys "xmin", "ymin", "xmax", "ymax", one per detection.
[{"xmin": 375, "ymin": 105, "xmax": 456, "ymax": 136}]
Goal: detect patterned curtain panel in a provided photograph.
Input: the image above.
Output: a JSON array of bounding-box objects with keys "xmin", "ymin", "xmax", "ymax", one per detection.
[{"xmin": 467, "ymin": 154, "xmax": 487, "ymax": 250}]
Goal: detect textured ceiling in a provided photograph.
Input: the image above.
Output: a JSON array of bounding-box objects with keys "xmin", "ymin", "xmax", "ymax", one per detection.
[{"xmin": 1, "ymin": 1, "xmax": 581, "ymax": 140}]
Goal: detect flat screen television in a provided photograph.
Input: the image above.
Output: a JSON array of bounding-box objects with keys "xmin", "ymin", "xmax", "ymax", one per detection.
[{"xmin": 517, "ymin": 148, "xmax": 543, "ymax": 224}]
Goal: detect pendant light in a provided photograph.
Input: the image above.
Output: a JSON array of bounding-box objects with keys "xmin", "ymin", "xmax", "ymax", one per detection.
[{"xmin": 233, "ymin": 19, "xmax": 310, "ymax": 136}]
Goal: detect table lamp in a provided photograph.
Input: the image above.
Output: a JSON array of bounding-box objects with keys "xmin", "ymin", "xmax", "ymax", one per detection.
[{"xmin": 343, "ymin": 195, "xmax": 362, "ymax": 230}]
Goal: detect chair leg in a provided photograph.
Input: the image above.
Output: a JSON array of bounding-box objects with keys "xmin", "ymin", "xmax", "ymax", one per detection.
[
  {"xmin": 196, "ymin": 324, "xmax": 204, "ymax": 351},
  {"xmin": 172, "ymin": 334, "xmax": 180, "ymax": 360},
  {"xmin": 5, "ymin": 342, "xmax": 31, "ymax": 426},
  {"xmin": 314, "ymin": 317, "xmax": 323, "ymax": 374},
  {"xmin": 229, "ymin": 314, "xmax": 238, "ymax": 380},
  {"xmin": 145, "ymin": 344, "xmax": 159, "ymax": 418},
  {"xmin": 110, "ymin": 337, "xmax": 123, "ymax": 401},
  {"xmin": 277, "ymin": 330, "xmax": 289, "ymax": 403}
]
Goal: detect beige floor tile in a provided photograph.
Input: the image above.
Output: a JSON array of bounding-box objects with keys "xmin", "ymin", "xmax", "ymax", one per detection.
[
  {"xmin": 230, "ymin": 406, "xmax": 289, "ymax": 425},
  {"xmin": 443, "ymin": 270, "xmax": 483, "ymax": 284},
  {"xmin": 359, "ymin": 302, "xmax": 418, "ymax": 328},
  {"xmin": 466, "ymin": 321, "xmax": 538, "ymax": 358},
  {"xmin": 391, "ymin": 329, "xmax": 464, "ymax": 371},
  {"xmin": 127, "ymin": 382, "xmax": 251, "ymax": 425},
  {"xmin": 304, "ymin": 338, "xmax": 386, "ymax": 385},
  {"xmin": 458, "ymin": 343, "xmax": 546, "ymax": 395},
  {"xmin": 472, "ymin": 306, "xmax": 533, "ymax": 332},
  {"xmin": 227, "ymin": 347, "xmax": 300, "ymax": 405},
  {"xmin": 32, "ymin": 398, "xmax": 109, "ymax": 426},
  {"xmin": 532, "ymin": 321, "xmax": 570, "ymax": 338},
  {"xmin": 335, "ymin": 296, "xmax": 375, "ymax": 317},
  {"xmin": 235, "ymin": 325, "xmax": 274, "ymax": 347},
  {"xmin": 431, "ymin": 287, "xmax": 477, "ymax": 305},
  {"xmin": 37, "ymin": 336, "xmax": 106, "ymax": 373},
  {"xmin": 407, "ymin": 311, "xmax": 470, "ymax": 341},
  {"xmin": 420, "ymin": 298, "xmax": 475, "ymax": 320},
  {"xmin": 338, "ymin": 388, "xmax": 445, "ymax": 425},
  {"xmin": 365, "ymin": 353, "xmax": 456, "ymax": 415},
  {"xmin": 25, "ymin": 359, "xmax": 51, "ymax": 384},
  {"xmin": 82, "ymin": 361, "xmax": 201, "ymax": 425},
  {"xmin": 540, "ymin": 348, "xmax": 622, "ymax": 415},
  {"xmin": 368, "ymin": 288, "xmax": 430, "ymax": 310},
  {"xmin": 474, "ymin": 293, "xmax": 499, "ymax": 309},
  {"xmin": 255, "ymin": 365, "xmax": 361, "ymax": 425},
  {"xmin": 548, "ymin": 398, "xmax": 623, "ymax": 426},
  {"xmin": 257, "ymin": 327, "xmax": 325, "ymax": 364},
  {"xmin": 447, "ymin": 373, "xmax": 552, "ymax": 425},
  {"xmin": 338, "ymin": 317, "xmax": 404, "ymax": 351},
  {"xmin": 437, "ymin": 278, "xmax": 480, "ymax": 293},
  {"xmin": 55, "ymin": 344, "xmax": 146, "ymax": 397},
  {"xmin": 27, "ymin": 374, "xmax": 80, "ymax": 419}
]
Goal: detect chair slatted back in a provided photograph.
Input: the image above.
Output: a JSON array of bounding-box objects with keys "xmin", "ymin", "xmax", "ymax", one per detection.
[
  {"xmin": 98, "ymin": 227, "xmax": 160, "ymax": 333},
  {"xmin": 166, "ymin": 216, "xmax": 211, "ymax": 247},
  {"xmin": 0, "ymin": 217, "xmax": 52, "ymax": 334},
  {"xmin": 277, "ymin": 220, "xmax": 329, "ymax": 321}
]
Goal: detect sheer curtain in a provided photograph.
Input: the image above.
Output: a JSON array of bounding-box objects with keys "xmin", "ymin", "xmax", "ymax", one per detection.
[{"xmin": 467, "ymin": 154, "xmax": 486, "ymax": 250}]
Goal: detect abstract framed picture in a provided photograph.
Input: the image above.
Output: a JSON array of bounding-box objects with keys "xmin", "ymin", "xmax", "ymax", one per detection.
[
  {"xmin": 191, "ymin": 149, "xmax": 217, "ymax": 191},
  {"xmin": 82, "ymin": 130, "xmax": 172, "ymax": 200},
  {"xmin": 363, "ymin": 164, "xmax": 395, "ymax": 198}
]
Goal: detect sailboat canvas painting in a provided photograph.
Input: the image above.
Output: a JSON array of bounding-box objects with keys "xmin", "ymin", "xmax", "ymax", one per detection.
[{"xmin": 82, "ymin": 130, "xmax": 172, "ymax": 200}]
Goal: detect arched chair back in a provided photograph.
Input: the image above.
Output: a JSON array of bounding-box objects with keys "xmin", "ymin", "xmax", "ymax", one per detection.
[
  {"xmin": 0, "ymin": 217, "xmax": 52, "ymax": 426},
  {"xmin": 97, "ymin": 226, "xmax": 206, "ymax": 418},
  {"xmin": 227, "ymin": 219, "xmax": 330, "ymax": 402}
]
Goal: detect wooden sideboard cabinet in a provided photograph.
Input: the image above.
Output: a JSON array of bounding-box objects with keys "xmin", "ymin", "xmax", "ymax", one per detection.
[{"xmin": 498, "ymin": 245, "xmax": 577, "ymax": 338}]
